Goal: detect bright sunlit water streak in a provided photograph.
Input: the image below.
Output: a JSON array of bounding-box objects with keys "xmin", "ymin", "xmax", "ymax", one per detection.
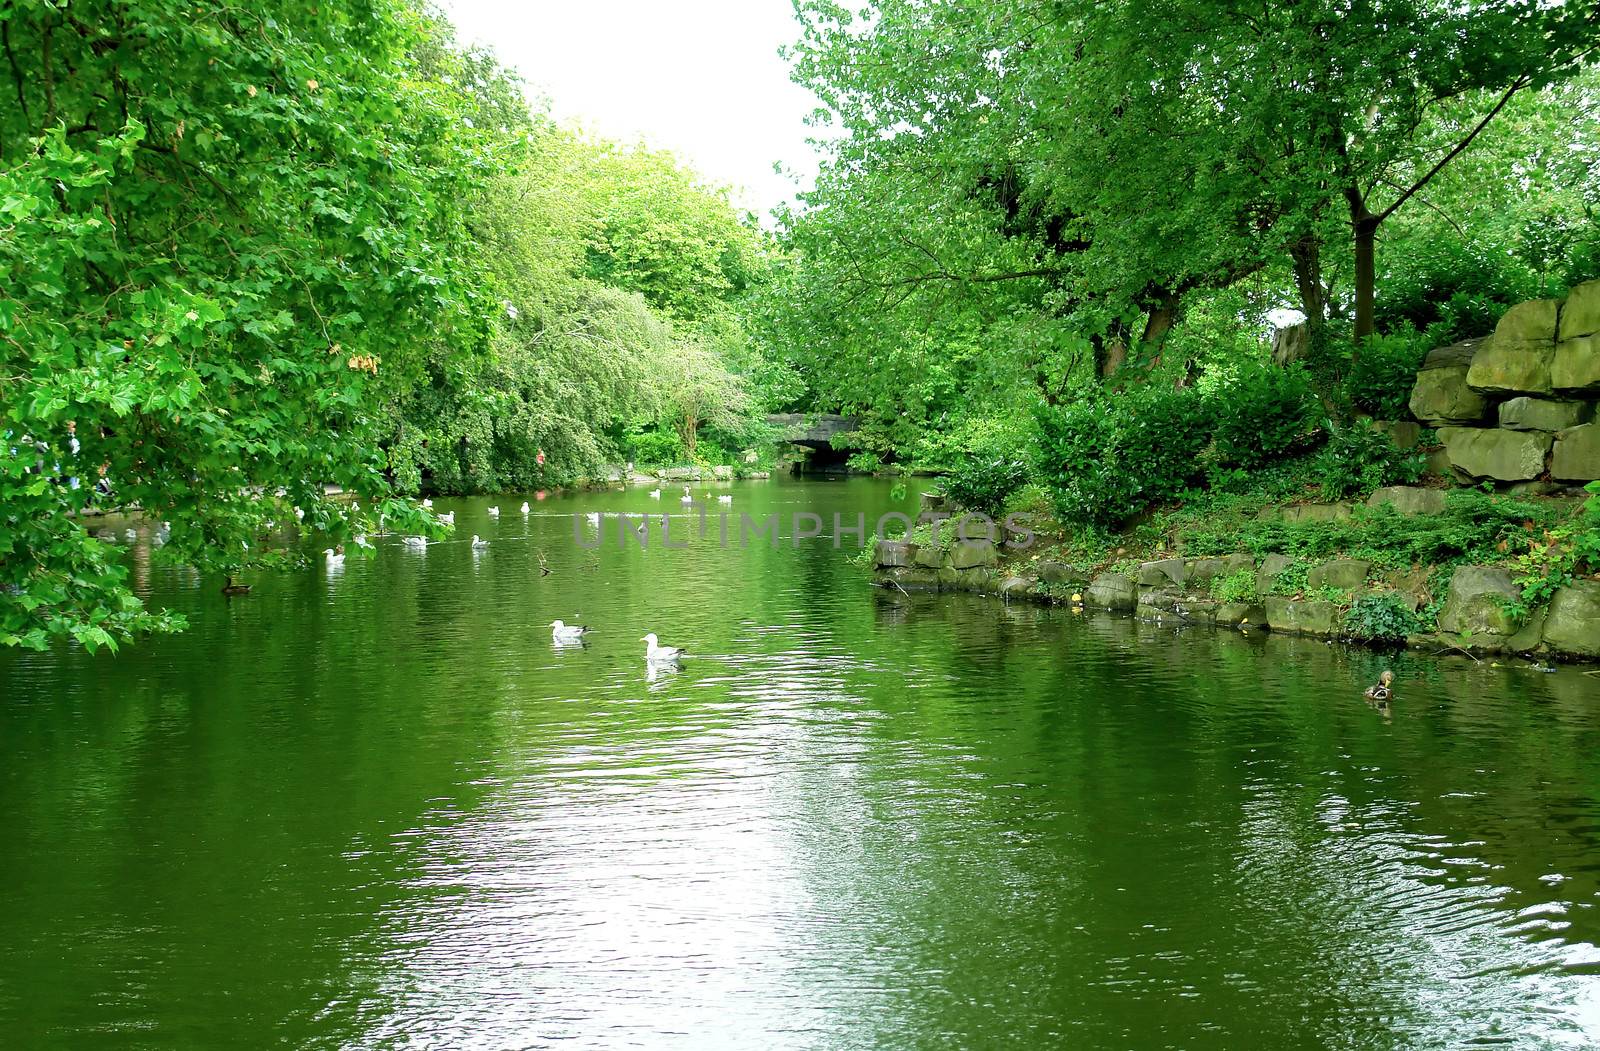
[{"xmin": 4, "ymin": 476, "xmax": 1600, "ymax": 1048}]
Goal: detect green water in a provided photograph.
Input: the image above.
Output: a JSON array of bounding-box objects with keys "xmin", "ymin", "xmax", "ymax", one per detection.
[{"xmin": 4, "ymin": 477, "xmax": 1600, "ymax": 1049}]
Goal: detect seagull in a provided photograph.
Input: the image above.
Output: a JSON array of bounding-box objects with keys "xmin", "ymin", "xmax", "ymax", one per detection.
[
  {"xmin": 550, "ymin": 620, "xmax": 588, "ymax": 641},
  {"xmin": 471, "ymin": 534, "xmax": 489, "ymax": 550},
  {"xmin": 717, "ymin": 494, "xmax": 733, "ymax": 504},
  {"xmin": 488, "ymin": 506, "xmax": 500, "ymax": 517},
  {"xmin": 402, "ymin": 536, "xmax": 428, "ymax": 551},
  {"xmin": 648, "ymin": 488, "xmax": 662, "ymax": 499},
  {"xmin": 422, "ymin": 498, "xmax": 433, "ymax": 509},
  {"xmin": 294, "ymin": 506, "xmax": 306, "ymax": 521},
  {"xmin": 437, "ymin": 511, "xmax": 455, "ymax": 526},
  {"xmin": 586, "ymin": 512, "xmax": 601, "ymax": 526},
  {"xmin": 641, "ymin": 632, "xmax": 684, "ymax": 663},
  {"xmin": 680, "ymin": 486, "xmax": 693, "ymax": 504},
  {"xmin": 324, "ymin": 547, "xmax": 345, "ymax": 568},
  {"xmin": 520, "ymin": 501, "xmax": 530, "ymax": 514},
  {"xmin": 354, "ymin": 533, "xmax": 372, "ymax": 549}
]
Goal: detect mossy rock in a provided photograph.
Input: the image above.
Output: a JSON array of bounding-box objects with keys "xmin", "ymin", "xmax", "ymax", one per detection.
[
  {"xmin": 1264, "ymin": 597, "xmax": 1341, "ymax": 636},
  {"xmin": 1437, "ymin": 566, "xmax": 1522, "ymax": 636},
  {"xmin": 1410, "ymin": 361, "xmax": 1489, "ymax": 424},
  {"xmin": 1553, "ymin": 335, "xmax": 1600, "ymax": 393},
  {"xmin": 1366, "ymin": 486, "xmax": 1447, "ymax": 516},
  {"xmin": 1308, "ymin": 558, "xmax": 1371, "ymax": 591},
  {"xmin": 1438, "ymin": 426, "xmax": 1552, "ymax": 481},
  {"xmin": 1559, "ymin": 278, "xmax": 1600, "ymax": 340},
  {"xmin": 1543, "ymin": 580, "xmax": 1600, "ymax": 658},
  {"xmin": 874, "ymin": 539, "xmax": 914, "ymax": 568},
  {"xmin": 1137, "ymin": 558, "xmax": 1187, "ymax": 588},
  {"xmin": 949, "ymin": 538, "xmax": 998, "ymax": 570},
  {"xmin": 1087, "ymin": 572, "xmax": 1137, "ymax": 611},
  {"xmin": 1552, "ymin": 422, "xmax": 1600, "ymax": 482},
  {"xmin": 1218, "ymin": 602, "xmax": 1267, "ymax": 628},
  {"xmin": 1038, "ymin": 560, "xmax": 1089, "ymax": 586}
]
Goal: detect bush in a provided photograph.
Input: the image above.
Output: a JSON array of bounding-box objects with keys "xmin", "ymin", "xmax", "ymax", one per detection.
[
  {"xmin": 1211, "ymin": 365, "xmax": 1323, "ymax": 468},
  {"xmin": 1033, "ymin": 385, "xmax": 1212, "ymax": 526},
  {"xmin": 1517, "ymin": 480, "xmax": 1600, "ymax": 607},
  {"xmin": 1374, "ymin": 238, "xmax": 1532, "ymax": 342},
  {"xmin": 1211, "ymin": 569, "xmax": 1257, "ymax": 603},
  {"xmin": 1346, "ymin": 332, "xmax": 1428, "ymax": 419},
  {"xmin": 1316, "ymin": 426, "xmax": 1424, "ymax": 500},
  {"xmin": 624, "ymin": 425, "xmax": 683, "ymax": 466},
  {"xmin": 1344, "ymin": 593, "xmax": 1423, "ymax": 642},
  {"xmin": 943, "ymin": 456, "xmax": 1032, "ymax": 517}
]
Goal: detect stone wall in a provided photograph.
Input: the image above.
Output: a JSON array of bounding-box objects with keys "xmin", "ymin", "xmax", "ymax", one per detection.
[{"xmin": 1408, "ymin": 278, "xmax": 1600, "ymax": 485}]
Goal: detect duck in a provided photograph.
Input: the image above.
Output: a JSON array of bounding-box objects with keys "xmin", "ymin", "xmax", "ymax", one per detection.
[
  {"xmin": 520, "ymin": 501, "xmax": 530, "ymax": 515},
  {"xmin": 422, "ymin": 498, "xmax": 433, "ymax": 509},
  {"xmin": 1363, "ymin": 670, "xmax": 1394, "ymax": 704},
  {"xmin": 641, "ymin": 632, "xmax": 684, "ymax": 663},
  {"xmin": 549, "ymin": 620, "xmax": 588, "ymax": 641},
  {"xmin": 437, "ymin": 510, "xmax": 455, "ymax": 527},
  {"xmin": 294, "ymin": 506, "xmax": 306, "ymax": 522},
  {"xmin": 648, "ymin": 488, "xmax": 662, "ymax": 500},
  {"xmin": 471, "ymin": 534, "xmax": 489, "ymax": 550},
  {"xmin": 402, "ymin": 536, "xmax": 428, "ymax": 551},
  {"xmin": 487, "ymin": 505, "xmax": 500, "ymax": 517},
  {"xmin": 222, "ymin": 575, "xmax": 251, "ymax": 596},
  {"xmin": 324, "ymin": 547, "xmax": 345, "ymax": 568}
]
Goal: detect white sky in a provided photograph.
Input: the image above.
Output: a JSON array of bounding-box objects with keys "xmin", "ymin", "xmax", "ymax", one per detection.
[{"xmin": 439, "ymin": 0, "xmax": 823, "ymax": 219}]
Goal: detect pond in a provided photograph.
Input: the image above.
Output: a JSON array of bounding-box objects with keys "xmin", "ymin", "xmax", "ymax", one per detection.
[{"xmin": 4, "ymin": 476, "xmax": 1600, "ymax": 1048}]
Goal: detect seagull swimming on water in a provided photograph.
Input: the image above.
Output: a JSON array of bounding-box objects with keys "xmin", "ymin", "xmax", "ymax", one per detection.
[
  {"xmin": 487, "ymin": 506, "xmax": 499, "ymax": 517},
  {"xmin": 471, "ymin": 534, "xmax": 489, "ymax": 550},
  {"xmin": 680, "ymin": 486, "xmax": 693, "ymax": 504},
  {"xmin": 437, "ymin": 511, "xmax": 455, "ymax": 526},
  {"xmin": 520, "ymin": 501, "xmax": 530, "ymax": 515},
  {"xmin": 324, "ymin": 547, "xmax": 345, "ymax": 568},
  {"xmin": 402, "ymin": 536, "xmax": 428, "ymax": 551},
  {"xmin": 641, "ymin": 632, "xmax": 684, "ymax": 663},
  {"xmin": 550, "ymin": 620, "xmax": 588, "ymax": 641},
  {"xmin": 648, "ymin": 488, "xmax": 662, "ymax": 499}
]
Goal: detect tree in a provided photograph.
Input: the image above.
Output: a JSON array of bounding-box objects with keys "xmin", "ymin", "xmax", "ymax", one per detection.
[{"xmin": 0, "ymin": 0, "xmax": 497, "ymax": 649}]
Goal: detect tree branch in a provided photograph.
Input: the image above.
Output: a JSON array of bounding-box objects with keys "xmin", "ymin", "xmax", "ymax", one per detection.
[{"xmin": 1376, "ymin": 75, "xmax": 1529, "ymax": 224}]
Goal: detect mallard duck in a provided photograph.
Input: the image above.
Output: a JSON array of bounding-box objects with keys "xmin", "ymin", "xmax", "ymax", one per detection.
[
  {"xmin": 1363, "ymin": 670, "xmax": 1394, "ymax": 703},
  {"xmin": 222, "ymin": 575, "xmax": 250, "ymax": 596}
]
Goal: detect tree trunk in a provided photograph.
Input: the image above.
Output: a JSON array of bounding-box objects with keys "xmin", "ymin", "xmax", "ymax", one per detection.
[
  {"xmin": 1348, "ymin": 196, "xmax": 1379, "ymax": 341},
  {"xmin": 1140, "ymin": 291, "xmax": 1181, "ymax": 354},
  {"xmin": 1096, "ymin": 320, "xmax": 1131, "ymax": 380},
  {"xmin": 1289, "ymin": 235, "xmax": 1325, "ymax": 347}
]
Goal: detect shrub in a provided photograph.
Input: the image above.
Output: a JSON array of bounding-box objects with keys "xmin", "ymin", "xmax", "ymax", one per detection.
[
  {"xmin": 1344, "ymin": 593, "xmax": 1423, "ymax": 642},
  {"xmin": 943, "ymin": 456, "xmax": 1032, "ymax": 517},
  {"xmin": 1374, "ymin": 237, "xmax": 1532, "ymax": 341},
  {"xmin": 1345, "ymin": 332, "xmax": 1429, "ymax": 419},
  {"xmin": 1033, "ymin": 385, "xmax": 1211, "ymax": 526},
  {"xmin": 1316, "ymin": 425, "xmax": 1424, "ymax": 500},
  {"xmin": 1516, "ymin": 480, "xmax": 1600, "ymax": 607},
  {"xmin": 1211, "ymin": 569, "xmax": 1257, "ymax": 603},
  {"xmin": 625, "ymin": 425, "xmax": 683, "ymax": 466},
  {"xmin": 1211, "ymin": 365, "xmax": 1323, "ymax": 468}
]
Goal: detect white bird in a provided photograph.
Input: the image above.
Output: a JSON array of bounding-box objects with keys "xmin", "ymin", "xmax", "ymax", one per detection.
[
  {"xmin": 422, "ymin": 498, "xmax": 433, "ymax": 509},
  {"xmin": 294, "ymin": 506, "xmax": 305, "ymax": 521},
  {"xmin": 648, "ymin": 488, "xmax": 662, "ymax": 499},
  {"xmin": 680, "ymin": 485, "xmax": 693, "ymax": 504},
  {"xmin": 437, "ymin": 511, "xmax": 455, "ymax": 526},
  {"xmin": 324, "ymin": 548, "xmax": 345, "ymax": 568},
  {"xmin": 641, "ymin": 632, "xmax": 684, "ymax": 663},
  {"xmin": 403, "ymin": 536, "xmax": 428, "ymax": 551},
  {"xmin": 550, "ymin": 620, "xmax": 588, "ymax": 641},
  {"xmin": 520, "ymin": 501, "xmax": 530, "ymax": 514},
  {"xmin": 487, "ymin": 505, "xmax": 500, "ymax": 517},
  {"xmin": 586, "ymin": 511, "xmax": 601, "ymax": 526},
  {"xmin": 717, "ymin": 494, "xmax": 733, "ymax": 504},
  {"xmin": 471, "ymin": 534, "xmax": 489, "ymax": 549},
  {"xmin": 124, "ymin": 528, "xmax": 137, "ymax": 542},
  {"xmin": 354, "ymin": 533, "xmax": 371, "ymax": 549}
]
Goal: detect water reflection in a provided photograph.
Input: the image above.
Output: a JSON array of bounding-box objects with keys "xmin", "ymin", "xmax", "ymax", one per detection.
[{"xmin": 2, "ymin": 478, "xmax": 1599, "ymax": 1048}]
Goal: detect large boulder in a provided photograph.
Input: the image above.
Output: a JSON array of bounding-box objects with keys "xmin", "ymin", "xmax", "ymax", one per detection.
[
  {"xmin": 948, "ymin": 538, "xmax": 997, "ymax": 570},
  {"xmin": 1553, "ymin": 335, "xmax": 1600, "ymax": 394},
  {"xmin": 1186, "ymin": 557, "xmax": 1228, "ymax": 588},
  {"xmin": 1437, "ymin": 566, "xmax": 1522, "ymax": 637},
  {"xmin": 1543, "ymin": 580, "xmax": 1600, "ymax": 658},
  {"xmin": 1038, "ymin": 560, "xmax": 1089, "ymax": 586},
  {"xmin": 1137, "ymin": 558, "xmax": 1187, "ymax": 588},
  {"xmin": 1497, "ymin": 397, "xmax": 1593, "ymax": 432},
  {"xmin": 1308, "ymin": 558, "xmax": 1371, "ymax": 591},
  {"xmin": 1559, "ymin": 279, "xmax": 1600, "ymax": 340},
  {"xmin": 1437, "ymin": 426, "xmax": 1551, "ymax": 481},
  {"xmin": 1367, "ymin": 486, "xmax": 1448, "ymax": 516},
  {"xmin": 1264, "ymin": 597, "xmax": 1340, "ymax": 636},
  {"xmin": 1552, "ymin": 422, "xmax": 1600, "ymax": 482},
  {"xmin": 1086, "ymin": 572, "xmax": 1136, "ymax": 611},
  {"xmin": 874, "ymin": 539, "xmax": 913, "ymax": 568},
  {"xmin": 1257, "ymin": 553, "xmax": 1296, "ymax": 596},
  {"xmin": 1467, "ymin": 301, "xmax": 1560, "ymax": 395},
  {"xmin": 1410, "ymin": 340, "xmax": 1490, "ymax": 424},
  {"xmin": 1367, "ymin": 419, "xmax": 1423, "ymax": 449}
]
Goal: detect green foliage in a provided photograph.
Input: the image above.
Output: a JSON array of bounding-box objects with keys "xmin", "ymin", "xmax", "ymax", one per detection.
[
  {"xmin": 1, "ymin": 0, "xmax": 498, "ymax": 648},
  {"xmin": 1315, "ymin": 427, "xmax": 1424, "ymax": 501},
  {"xmin": 1343, "ymin": 593, "xmax": 1424, "ymax": 642},
  {"xmin": 1269, "ymin": 561, "xmax": 1310, "ymax": 597},
  {"xmin": 1345, "ymin": 332, "xmax": 1429, "ymax": 419},
  {"xmin": 1374, "ymin": 238, "xmax": 1535, "ymax": 341},
  {"xmin": 943, "ymin": 456, "xmax": 1031, "ymax": 518},
  {"xmin": 1516, "ymin": 481, "xmax": 1600, "ymax": 608},
  {"xmin": 1211, "ymin": 569, "xmax": 1257, "ymax": 604},
  {"xmin": 1034, "ymin": 386, "xmax": 1211, "ymax": 527},
  {"xmin": 1211, "ymin": 366, "xmax": 1322, "ymax": 468}
]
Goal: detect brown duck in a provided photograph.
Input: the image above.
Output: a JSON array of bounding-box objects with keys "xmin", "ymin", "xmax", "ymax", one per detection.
[{"xmin": 1363, "ymin": 670, "xmax": 1394, "ymax": 704}]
